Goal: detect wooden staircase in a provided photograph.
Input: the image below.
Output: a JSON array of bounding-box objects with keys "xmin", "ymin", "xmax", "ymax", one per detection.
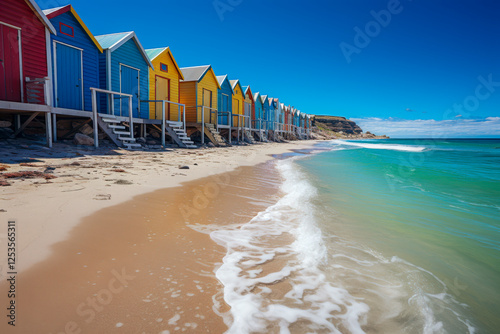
[
  {"xmin": 97, "ymin": 114, "xmax": 141, "ymax": 149},
  {"xmin": 204, "ymin": 123, "xmax": 230, "ymax": 147},
  {"xmin": 244, "ymin": 130, "xmax": 255, "ymax": 144},
  {"xmin": 164, "ymin": 121, "xmax": 196, "ymax": 148}
]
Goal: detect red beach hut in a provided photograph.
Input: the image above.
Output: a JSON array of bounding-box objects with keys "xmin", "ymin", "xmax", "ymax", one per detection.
[{"xmin": 0, "ymin": 0, "xmax": 56, "ymax": 104}]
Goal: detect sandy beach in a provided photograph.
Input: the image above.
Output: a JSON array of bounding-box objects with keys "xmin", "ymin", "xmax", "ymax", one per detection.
[{"xmin": 0, "ymin": 140, "xmax": 319, "ymax": 333}]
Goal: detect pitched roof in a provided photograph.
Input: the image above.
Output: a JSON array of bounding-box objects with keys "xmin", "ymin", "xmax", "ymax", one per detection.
[
  {"xmin": 261, "ymin": 95, "xmax": 268, "ymax": 105},
  {"xmin": 253, "ymin": 92, "xmax": 261, "ymax": 103},
  {"xmin": 145, "ymin": 47, "xmax": 184, "ymax": 80},
  {"xmin": 180, "ymin": 65, "xmax": 209, "ymax": 82},
  {"xmin": 229, "ymin": 80, "xmax": 244, "ymax": 95},
  {"xmin": 43, "ymin": 5, "xmax": 103, "ymax": 53},
  {"xmin": 95, "ymin": 31, "xmax": 153, "ymax": 69},
  {"xmin": 145, "ymin": 47, "xmax": 166, "ymax": 60},
  {"xmin": 180, "ymin": 65, "xmax": 221, "ymax": 88},
  {"xmin": 216, "ymin": 75, "xmax": 234, "ymax": 94},
  {"xmin": 26, "ymin": 0, "xmax": 56, "ymax": 34}
]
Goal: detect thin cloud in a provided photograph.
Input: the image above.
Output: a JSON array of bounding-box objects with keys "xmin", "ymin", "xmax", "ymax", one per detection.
[{"xmin": 350, "ymin": 117, "xmax": 500, "ymax": 138}]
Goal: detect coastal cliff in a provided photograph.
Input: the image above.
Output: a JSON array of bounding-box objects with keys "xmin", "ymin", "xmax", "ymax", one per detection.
[{"xmin": 311, "ymin": 115, "xmax": 389, "ymax": 139}]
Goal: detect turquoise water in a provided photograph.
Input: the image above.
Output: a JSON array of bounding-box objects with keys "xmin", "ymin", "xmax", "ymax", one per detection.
[{"xmin": 297, "ymin": 139, "xmax": 500, "ymax": 333}]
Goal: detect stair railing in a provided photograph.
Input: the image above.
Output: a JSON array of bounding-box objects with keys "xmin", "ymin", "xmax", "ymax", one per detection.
[
  {"xmin": 141, "ymin": 99, "xmax": 186, "ymax": 147},
  {"xmin": 91, "ymin": 87, "xmax": 133, "ymax": 148}
]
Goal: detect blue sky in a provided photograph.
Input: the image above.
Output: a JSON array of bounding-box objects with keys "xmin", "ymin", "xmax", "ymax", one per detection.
[{"xmin": 37, "ymin": 0, "xmax": 500, "ymax": 137}]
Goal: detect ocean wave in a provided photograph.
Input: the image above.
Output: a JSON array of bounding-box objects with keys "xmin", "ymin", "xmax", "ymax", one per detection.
[
  {"xmin": 332, "ymin": 140, "xmax": 427, "ymax": 152},
  {"xmin": 210, "ymin": 158, "xmax": 369, "ymax": 333}
]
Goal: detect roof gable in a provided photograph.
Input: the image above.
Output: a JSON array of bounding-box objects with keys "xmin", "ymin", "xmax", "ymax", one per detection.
[
  {"xmin": 146, "ymin": 47, "xmax": 184, "ymax": 80},
  {"xmin": 230, "ymin": 80, "xmax": 245, "ymax": 98},
  {"xmin": 43, "ymin": 5, "xmax": 103, "ymax": 52},
  {"xmin": 243, "ymin": 86, "xmax": 253, "ymax": 101},
  {"xmin": 95, "ymin": 31, "xmax": 153, "ymax": 69},
  {"xmin": 216, "ymin": 75, "xmax": 234, "ymax": 94},
  {"xmin": 180, "ymin": 65, "xmax": 220, "ymax": 88}
]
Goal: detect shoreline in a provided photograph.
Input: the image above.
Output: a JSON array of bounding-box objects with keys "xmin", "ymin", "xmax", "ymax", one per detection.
[
  {"xmin": 0, "ymin": 144, "xmax": 300, "ymax": 333},
  {"xmin": 0, "ymin": 140, "xmax": 320, "ymax": 272}
]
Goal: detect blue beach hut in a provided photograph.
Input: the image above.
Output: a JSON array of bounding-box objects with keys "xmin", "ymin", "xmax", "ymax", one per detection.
[
  {"xmin": 95, "ymin": 31, "xmax": 153, "ymax": 118},
  {"xmin": 216, "ymin": 75, "xmax": 233, "ymax": 126},
  {"xmin": 253, "ymin": 92, "xmax": 263, "ymax": 130},
  {"xmin": 43, "ymin": 5, "xmax": 102, "ymax": 111}
]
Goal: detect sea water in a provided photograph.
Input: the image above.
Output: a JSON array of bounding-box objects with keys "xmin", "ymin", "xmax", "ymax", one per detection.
[{"xmin": 211, "ymin": 139, "xmax": 500, "ymax": 333}]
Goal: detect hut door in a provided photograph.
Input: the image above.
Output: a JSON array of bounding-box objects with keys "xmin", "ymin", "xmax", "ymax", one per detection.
[
  {"xmin": 0, "ymin": 23, "xmax": 22, "ymax": 102},
  {"xmin": 120, "ymin": 65, "xmax": 139, "ymax": 117},
  {"xmin": 155, "ymin": 76, "xmax": 169, "ymax": 120},
  {"xmin": 220, "ymin": 94, "xmax": 229, "ymax": 125},
  {"xmin": 54, "ymin": 42, "xmax": 83, "ymax": 109},
  {"xmin": 202, "ymin": 88, "xmax": 212, "ymax": 123}
]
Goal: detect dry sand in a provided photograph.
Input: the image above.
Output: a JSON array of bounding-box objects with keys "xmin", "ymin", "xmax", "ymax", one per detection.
[{"xmin": 0, "ymin": 140, "xmax": 319, "ymax": 333}]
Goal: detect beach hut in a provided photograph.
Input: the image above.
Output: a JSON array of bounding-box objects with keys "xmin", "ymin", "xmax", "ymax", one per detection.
[
  {"xmin": 260, "ymin": 95, "xmax": 270, "ymax": 135},
  {"xmin": 242, "ymin": 86, "xmax": 253, "ymax": 130},
  {"xmin": 95, "ymin": 31, "xmax": 153, "ymax": 118},
  {"xmin": 179, "ymin": 65, "xmax": 220, "ymax": 124},
  {"xmin": 216, "ymin": 75, "xmax": 233, "ymax": 128},
  {"xmin": 43, "ymin": 5, "xmax": 103, "ymax": 111},
  {"xmin": 145, "ymin": 47, "xmax": 184, "ymax": 121},
  {"xmin": 0, "ymin": 0, "xmax": 56, "ymax": 105},
  {"xmin": 230, "ymin": 79, "xmax": 245, "ymax": 130},
  {"xmin": 268, "ymin": 97, "xmax": 276, "ymax": 133},
  {"xmin": 253, "ymin": 92, "xmax": 264, "ymax": 131}
]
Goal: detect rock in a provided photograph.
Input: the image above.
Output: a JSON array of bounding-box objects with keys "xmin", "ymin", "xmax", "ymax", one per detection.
[
  {"xmin": 0, "ymin": 120, "xmax": 12, "ymax": 128},
  {"xmin": 151, "ymin": 131, "xmax": 160, "ymax": 139},
  {"xmin": 147, "ymin": 140, "xmax": 156, "ymax": 145},
  {"xmin": 79, "ymin": 124, "xmax": 93, "ymax": 135},
  {"xmin": 94, "ymin": 194, "xmax": 111, "ymax": 200},
  {"xmin": 137, "ymin": 137, "xmax": 146, "ymax": 144},
  {"xmin": 207, "ymin": 142, "xmax": 215, "ymax": 147},
  {"xmin": 178, "ymin": 165, "xmax": 190, "ymax": 170},
  {"xmin": 114, "ymin": 179, "xmax": 133, "ymax": 185},
  {"xmin": 0, "ymin": 127, "xmax": 14, "ymax": 138},
  {"xmin": 73, "ymin": 133, "xmax": 94, "ymax": 146}
]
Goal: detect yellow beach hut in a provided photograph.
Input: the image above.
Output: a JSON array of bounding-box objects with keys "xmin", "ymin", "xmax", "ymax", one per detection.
[
  {"xmin": 145, "ymin": 47, "xmax": 184, "ymax": 121},
  {"xmin": 180, "ymin": 65, "xmax": 226, "ymax": 145},
  {"xmin": 229, "ymin": 79, "xmax": 245, "ymax": 132}
]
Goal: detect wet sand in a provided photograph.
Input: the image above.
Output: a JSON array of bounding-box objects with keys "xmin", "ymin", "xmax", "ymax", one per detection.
[{"xmin": 0, "ymin": 159, "xmax": 284, "ymax": 333}]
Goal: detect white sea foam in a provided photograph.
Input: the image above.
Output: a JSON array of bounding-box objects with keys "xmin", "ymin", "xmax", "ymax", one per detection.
[
  {"xmin": 210, "ymin": 158, "xmax": 370, "ymax": 333},
  {"xmin": 198, "ymin": 153, "xmax": 476, "ymax": 333},
  {"xmin": 332, "ymin": 139, "xmax": 427, "ymax": 152}
]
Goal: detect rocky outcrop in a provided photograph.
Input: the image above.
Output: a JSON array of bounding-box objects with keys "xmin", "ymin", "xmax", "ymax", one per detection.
[
  {"xmin": 313, "ymin": 116, "xmax": 362, "ymax": 135},
  {"xmin": 311, "ymin": 115, "xmax": 389, "ymax": 140}
]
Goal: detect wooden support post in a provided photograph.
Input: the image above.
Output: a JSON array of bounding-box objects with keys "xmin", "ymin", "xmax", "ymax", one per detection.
[
  {"xmin": 11, "ymin": 112, "xmax": 40, "ymax": 138},
  {"xmin": 14, "ymin": 114, "xmax": 21, "ymax": 131},
  {"xmin": 162, "ymin": 101, "xmax": 166, "ymax": 147},
  {"xmin": 92, "ymin": 89, "xmax": 98, "ymax": 148},
  {"xmin": 45, "ymin": 112, "xmax": 53, "ymax": 148},
  {"xmin": 52, "ymin": 113, "xmax": 57, "ymax": 142}
]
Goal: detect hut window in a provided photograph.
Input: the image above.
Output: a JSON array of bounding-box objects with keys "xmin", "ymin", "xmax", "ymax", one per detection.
[
  {"xmin": 160, "ymin": 63, "xmax": 168, "ymax": 73},
  {"xmin": 59, "ymin": 22, "xmax": 74, "ymax": 37}
]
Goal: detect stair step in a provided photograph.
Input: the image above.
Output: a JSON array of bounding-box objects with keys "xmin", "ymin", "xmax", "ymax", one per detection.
[
  {"xmin": 118, "ymin": 136, "xmax": 136, "ymax": 142},
  {"xmin": 173, "ymin": 129, "xmax": 184, "ymax": 133},
  {"xmin": 182, "ymin": 140, "xmax": 194, "ymax": 144},
  {"xmin": 108, "ymin": 125, "xmax": 126, "ymax": 130},
  {"xmin": 102, "ymin": 118, "xmax": 120, "ymax": 123},
  {"xmin": 113, "ymin": 130, "xmax": 131, "ymax": 135},
  {"xmin": 166, "ymin": 121, "xmax": 182, "ymax": 127},
  {"xmin": 124, "ymin": 143, "xmax": 141, "ymax": 148}
]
